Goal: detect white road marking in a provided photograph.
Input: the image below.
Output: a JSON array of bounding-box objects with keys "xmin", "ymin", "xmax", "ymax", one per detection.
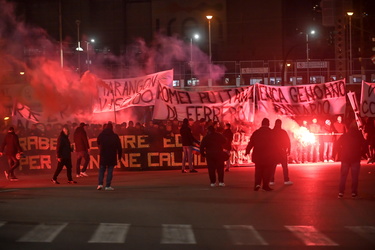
[
  {"xmin": 88, "ymin": 223, "xmax": 130, "ymax": 243},
  {"xmin": 285, "ymin": 225, "xmax": 338, "ymax": 246},
  {"xmin": 224, "ymin": 225, "xmax": 268, "ymax": 245},
  {"xmin": 161, "ymin": 224, "xmax": 196, "ymax": 244},
  {"xmin": 18, "ymin": 223, "xmax": 68, "ymax": 242}
]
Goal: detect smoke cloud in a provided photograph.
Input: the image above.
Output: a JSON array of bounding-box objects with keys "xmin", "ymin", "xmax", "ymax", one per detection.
[{"xmin": 0, "ymin": 0, "xmax": 226, "ymax": 124}]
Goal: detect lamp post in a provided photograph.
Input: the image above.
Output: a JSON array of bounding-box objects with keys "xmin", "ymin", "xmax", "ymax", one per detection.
[
  {"xmin": 75, "ymin": 20, "xmax": 83, "ymax": 74},
  {"xmin": 86, "ymin": 39, "xmax": 95, "ymax": 71},
  {"xmin": 347, "ymin": 11, "xmax": 354, "ymax": 80},
  {"xmin": 306, "ymin": 30, "xmax": 315, "ymax": 84},
  {"xmin": 206, "ymin": 15, "xmax": 213, "ymax": 86},
  {"xmin": 190, "ymin": 34, "xmax": 199, "ymax": 82}
]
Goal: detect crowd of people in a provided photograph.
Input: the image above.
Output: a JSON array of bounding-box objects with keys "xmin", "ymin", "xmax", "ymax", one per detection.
[{"xmin": 0, "ymin": 114, "xmax": 369, "ymax": 198}]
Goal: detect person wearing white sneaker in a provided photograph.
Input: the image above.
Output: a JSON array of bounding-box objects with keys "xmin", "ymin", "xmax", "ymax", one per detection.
[
  {"xmin": 74, "ymin": 123, "xmax": 90, "ymax": 178},
  {"xmin": 97, "ymin": 122, "xmax": 122, "ymax": 191},
  {"xmin": 200, "ymin": 126, "xmax": 227, "ymax": 188}
]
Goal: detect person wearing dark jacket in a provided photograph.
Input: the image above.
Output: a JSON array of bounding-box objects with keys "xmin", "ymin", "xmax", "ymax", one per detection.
[
  {"xmin": 180, "ymin": 118, "xmax": 199, "ymax": 173},
  {"xmin": 222, "ymin": 123, "xmax": 234, "ymax": 172},
  {"xmin": 73, "ymin": 122, "xmax": 90, "ymax": 177},
  {"xmin": 200, "ymin": 125, "xmax": 227, "ymax": 187},
  {"xmin": 336, "ymin": 123, "xmax": 366, "ymax": 198},
  {"xmin": 270, "ymin": 119, "xmax": 293, "ymax": 185},
  {"xmin": 245, "ymin": 118, "xmax": 275, "ymax": 191},
  {"xmin": 51, "ymin": 125, "xmax": 76, "ymax": 184},
  {"xmin": 0, "ymin": 127, "xmax": 23, "ymax": 181},
  {"xmin": 97, "ymin": 122, "xmax": 122, "ymax": 191}
]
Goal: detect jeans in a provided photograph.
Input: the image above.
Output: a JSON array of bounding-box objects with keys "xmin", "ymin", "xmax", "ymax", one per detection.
[
  {"xmin": 206, "ymin": 155, "xmax": 224, "ymax": 183},
  {"xmin": 98, "ymin": 165, "xmax": 115, "ymax": 187},
  {"xmin": 182, "ymin": 146, "xmax": 194, "ymax": 170},
  {"xmin": 254, "ymin": 163, "xmax": 273, "ymax": 189},
  {"xmin": 323, "ymin": 142, "xmax": 333, "ymax": 161},
  {"xmin": 76, "ymin": 151, "xmax": 90, "ymax": 174},
  {"xmin": 6, "ymin": 155, "xmax": 20, "ymax": 178},
  {"xmin": 339, "ymin": 161, "xmax": 360, "ymax": 195}
]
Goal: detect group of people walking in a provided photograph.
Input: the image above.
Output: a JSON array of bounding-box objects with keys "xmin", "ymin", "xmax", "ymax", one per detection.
[
  {"xmin": 0, "ymin": 116, "xmax": 366, "ymax": 198},
  {"xmin": 0, "ymin": 122, "xmax": 122, "ymax": 191}
]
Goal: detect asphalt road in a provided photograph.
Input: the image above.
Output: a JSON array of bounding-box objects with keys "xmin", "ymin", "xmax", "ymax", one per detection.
[{"xmin": 0, "ymin": 162, "xmax": 375, "ymax": 250}]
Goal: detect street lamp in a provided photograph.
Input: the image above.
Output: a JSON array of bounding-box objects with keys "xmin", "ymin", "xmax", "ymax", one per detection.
[
  {"xmin": 347, "ymin": 11, "xmax": 354, "ymax": 80},
  {"xmin": 306, "ymin": 29, "xmax": 315, "ymax": 84},
  {"xmin": 206, "ymin": 15, "xmax": 213, "ymax": 62},
  {"xmin": 75, "ymin": 20, "xmax": 83, "ymax": 74},
  {"xmin": 190, "ymin": 34, "xmax": 199, "ymax": 82},
  {"xmin": 86, "ymin": 38, "xmax": 95, "ymax": 71},
  {"xmin": 206, "ymin": 15, "xmax": 213, "ymax": 86}
]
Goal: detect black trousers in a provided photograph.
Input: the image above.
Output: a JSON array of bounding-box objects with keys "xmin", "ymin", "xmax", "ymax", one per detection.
[
  {"xmin": 254, "ymin": 163, "xmax": 273, "ymax": 189},
  {"xmin": 6, "ymin": 155, "xmax": 20, "ymax": 178},
  {"xmin": 206, "ymin": 155, "xmax": 224, "ymax": 183},
  {"xmin": 53, "ymin": 158, "xmax": 73, "ymax": 181},
  {"xmin": 76, "ymin": 151, "xmax": 90, "ymax": 174}
]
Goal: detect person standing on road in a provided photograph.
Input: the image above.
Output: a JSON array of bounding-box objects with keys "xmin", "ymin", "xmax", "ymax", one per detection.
[
  {"xmin": 52, "ymin": 125, "xmax": 77, "ymax": 184},
  {"xmin": 73, "ymin": 122, "xmax": 90, "ymax": 177},
  {"xmin": 245, "ymin": 118, "xmax": 275, "ymax": 191},
  {"xmin": 97, "ymin": 122, "xmax": 122, "ymax": 191},
  {"xmin": 270, "ymin": 119, "xmax": 293, "ymax": 185},
  {"xmin": 0, "ymin": 127, "xmax": 23, "ymax": 181},
  {"xmin": 180, "ymin": 118, "xmax": 199, "ymax": 173},
  {"xmin": 336, "ymin": 123, "xmax": 366, "ymax": 198},
  {"xmin": 222, "ymin": 123, "xmax": 234, "ymax": 172},
  {"xmin": 200, "ymin": 125, "xmax": 227, "ymax": 187}
]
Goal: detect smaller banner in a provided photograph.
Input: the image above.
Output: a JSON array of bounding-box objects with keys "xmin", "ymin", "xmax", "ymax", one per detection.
[
  {"xmin": 360, "ymin": 81, "xmax": 375, "ymax": 117},
  {"xmin": 256, "ymin": 79, "xmax": 346, "ymax": 116},
  {"xmin": 93, "ymin": 69, "xmax": 173, "ymax": 113},
  {"xmin": 152, "ymin": 84, "xmax": 255, "ymax": 122}
]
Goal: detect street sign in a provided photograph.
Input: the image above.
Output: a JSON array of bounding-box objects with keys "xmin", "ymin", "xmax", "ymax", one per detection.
[{"xmin": 296, "ymin": 61, "xmax": 328, "ymax": 69}]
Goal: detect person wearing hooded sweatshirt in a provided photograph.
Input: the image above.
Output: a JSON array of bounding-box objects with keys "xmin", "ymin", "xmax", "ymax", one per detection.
[
  {"xmin": 0, "ymin": 127, "xmax": 23, "ymax": 181},
  {"xmin": 51, "ymin": 125, "xmax": 76, "ymax": 184},
  {"xmin": 200, "ymin": 125, "xmax": 227, "ymax": 187},
  {"xmin": 96, "ymin": 122, "xmax": 122, "ymax": 191},
  {"xmin": 336, "ymin": 123, "xmax": 366, "ymax": 198},
  {"xmin": 270, "ymin": 119, "xmax": 293, "ymax": 185},
  {"xmin": 245, "ymin": 118, "xmax": 275, "ymax": 191}
]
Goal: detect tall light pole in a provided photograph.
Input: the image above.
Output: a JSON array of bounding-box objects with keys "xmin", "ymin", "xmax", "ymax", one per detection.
[
  {"xmin": 86, "ymin": 39, "xmax": 95, "ymax": 71},
  {"xmin": 190, "ymin": 34, "xmax": 199, "ymax": 82},
  {"xmin": 75, "ymin": 20, "xmax": 83, "ymax": 74},
  {"xmin": 347, "ymin": 11, "xmax": 354, "ymax": 80},
  {"xmin": 306, "ymin": 29, "xmax": 315, "ymax": 84},
  {"xmin": 206, "ymin": 15, "xmax": 213, "ymax": 86}
]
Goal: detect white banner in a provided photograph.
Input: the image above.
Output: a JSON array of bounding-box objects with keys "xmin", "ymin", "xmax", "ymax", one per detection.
[
  {"xmin": 256, "ymin": 79, "xmax": 346, "ymax": 116},
  {"xmin": 360, "ymin": 81, "xmax": 375, "ymax": 117},
  {"xmin": 93, "ymin": 69, "xmax": 173, "ymax": 113},
  {"xmin": 153, "ymin": 84, "xmax": 256, "ymax": 122}
]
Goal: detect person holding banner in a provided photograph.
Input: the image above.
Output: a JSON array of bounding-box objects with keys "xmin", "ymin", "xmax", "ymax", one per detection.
[
  {"xmin": 51, "ymin": 125, "xmax": 77, "ymax": 184},
  {"xmin": 180, "ymin": 118, "xmax": 200, "ymax": 173},
  {"xmin": 0, "ymin": 127, "xmax": 23, "ymax": 181},
  {"xmin": 200, "ymin": 125, "xmax": 227, "ymax": 187},
  {"xmin": 245, "ymin": 118, "xmax": 275, "ymax": 191}
]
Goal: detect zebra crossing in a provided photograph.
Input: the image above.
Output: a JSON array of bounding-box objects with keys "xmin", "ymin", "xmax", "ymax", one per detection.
[{"xmin": 0, "ymin": 221, "xmax": 374, "ymax": 246}]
